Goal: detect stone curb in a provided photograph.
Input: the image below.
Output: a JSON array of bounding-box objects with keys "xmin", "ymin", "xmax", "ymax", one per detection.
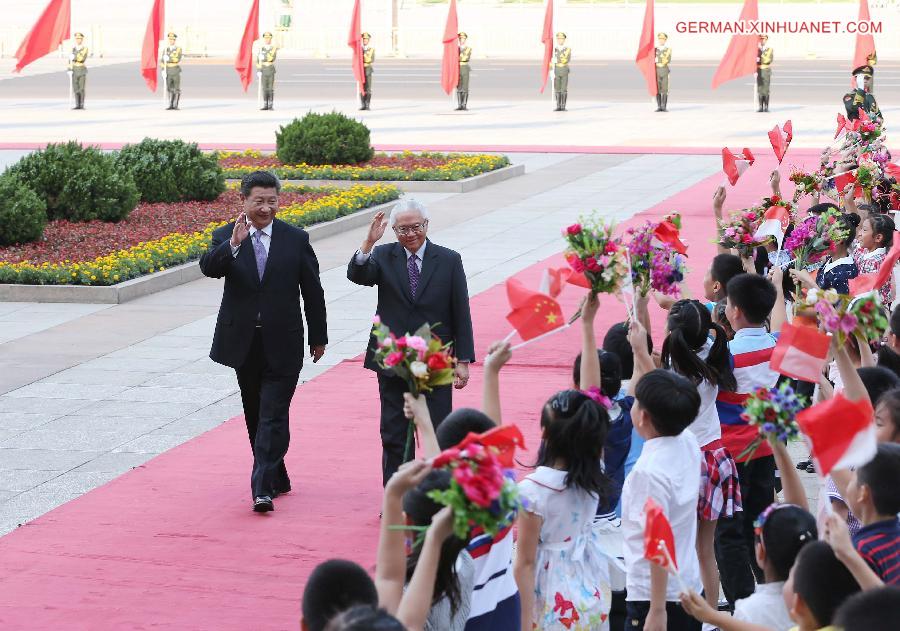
[{"xmin": 0, "ymin": 199, "xmax": 400, "ymax": 305}]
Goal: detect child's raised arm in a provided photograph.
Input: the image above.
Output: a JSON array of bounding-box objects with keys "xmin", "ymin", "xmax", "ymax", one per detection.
[
  {"xmin": 771, "ymin": 440, "xmax": 809, "ymax": 511},
  {"xmin": 396, "ymin": 506, "xmax": 455, "ymax": 631},
  {"xmin": 403, "ymin": 393, "xmax": 439, "ymax": 459},
  {"xmin": 680, "ymin": 591, "xmax": 776, "ymax": 631},
  {"xmin": 482, "ymin": 341, "xmax": 511, "ymax": 425},
  {"xmin": 768, "ymin": 265, "xmax": 787, "ymax": 333},
  {"xmin": 627, "ymin": 319, "xmax": 654, "ymax": 396},
  {"xmin": 579, "ymin": 293, "xmax": 601, "ymax": 390},
  {"xmin": 713, "ymin": 186, "xmax": 729, "ymax": 255},
  {"xmin": 824, "ymin": 513, "xmax": 885, "ymax": 591}
]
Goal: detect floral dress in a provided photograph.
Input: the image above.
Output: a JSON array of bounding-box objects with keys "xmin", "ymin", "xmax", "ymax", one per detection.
[
  {"xmin": 518, "ymin": 467, "xmax": 620, "ymax": 630},
  {"xmin": 854, "ymin": 247, "xmax": 891, "ymax": 305}
]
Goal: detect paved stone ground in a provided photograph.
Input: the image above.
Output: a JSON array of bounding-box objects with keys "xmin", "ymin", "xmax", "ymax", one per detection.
[{"xmin": 0, "ymin": 150, "xmax": 822, "ymax": 535}]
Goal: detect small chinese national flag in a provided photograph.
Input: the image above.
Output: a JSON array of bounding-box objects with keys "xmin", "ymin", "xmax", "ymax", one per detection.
[
  {"xmin": 770, "ymin": 323, "xmax": 831, "ymax": 383},
  {"xmin": 722, "ymin": 148, "xmax": 755, "ymax": 186},
  {"xmin": 768, "ymin": 120, "xmax": 793, "ymax": 164},
  {"xmin": 506, "ymin": 278, "xmax": 565, "ymax": 341},
  {"xmin": 797, "ymin": 393, "xmax": 876, "ymax": 476},
  {"xmin": 833, "ymin": 171, "xmax": 857, "ymax": 195},
  {"xmin": 644, "ymin": 497, "xmax": 678, "ymax": 571},
  {"xmin": 848, "ymin": 233, "xmax": 900, "ymax": 294},
  {"xmin": 651, "ymin": 219, "xmax": 688, "ymax": 255},
  {"xmin": 458, "ymin": 424, "xmax": 527, "ymax": 469},
  {"xmin": 539, "ymin": 267, "xmax": 572, "ymax": 298}
]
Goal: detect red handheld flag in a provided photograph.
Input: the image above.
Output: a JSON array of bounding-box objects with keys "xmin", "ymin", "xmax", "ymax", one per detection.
[
  {"xmin": 539, "ymin": 267, "xmax": 573, "ymax": 298},
  {"xmin": 711, "ymin": 0, "xmax": 760, "ymax": 88},
  {"xmin": 441, "ymin": 0, "xmax": 460, "ymax": 95},
  {"xmin": 768, "ymin": 120, "xmax": 793, "ymax": 164},
  {"xmin": 797, "ymin": 393, "xmax": 876, "ymax": 476},
  {"xmin": 644, "ymin": 497, "xmax": 678, "ymax": 571},
  {"xmin": 770, "ymin": 323, "xmax": 831, "ymax": 383},
  {"xmin": 848, "ymin": 232, "xmax": 900, "ymax": 294},
  {"xmin": 141, "ymin": 0, "xmax": 165, "ymax": 91},
  {"xmin": 235, "ymin": 0, "xmax": 260, "ymax": 92},
  {"xmin": 348, "ymin": 0, "xmax": 365, "ymax": 95},
  {"xmin": 506, "ymin": 278, "xmax": 565, "ymax": 341},
  {"xmin": 14, "ymin": 0, "xmax": 71, "ymax": 73},
  {"xmin": 852, "ymin": 0, "xmax": 876, "ymax": 70},
  {"xmin": 722, "ymin": 148, "xmax": 755, "ymax": 186},
  {"xmin": 754, "ymin": 204, "xmax": 791, "ymax": 249},
  {"xmin": 458, "ymin": 425, "xmax": 527, "ymax": 469},
  {"xmin": 651, "ymin": 219, "xmax": 688, "ymax": 255},
  {"xmin": 635, "ymin": 0, "xmax": 657, "ymax": 97},
  {"xmin": 539, "ymin": 0, "xmax": 554, "ymax": 93},
  {"xmin": 833, "ymin": 171, "xmax": 857, "ymax": 195},
  {"xmin": 835, "ymin": 113, "xmax": 848, "ymax": 139}
]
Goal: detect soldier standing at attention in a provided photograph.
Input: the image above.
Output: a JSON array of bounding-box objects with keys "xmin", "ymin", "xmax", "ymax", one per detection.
[
  {"xmin": 756, "ymin": 34, "xmax": 773, "ymax": 112},
  {"xmin": 257, "ymin": 31, "xmax": 277, "ymax": 111},
  {"xmin": 456, "ymin": 32, "xmax": 472, "ymax": 111},
  {"xmin": 843, "ymin": 64, "xmax": 882, "ymax": 122},
  {"xmin": 553, "ymin": 32, "xmax": 571, "ymax": 112},
  {"xmin": 68, "ymin": 32, "xmax": 88, "ymax": 110},
  {"xmin": 162, "ymin": 32, "xmax": 183, "ymax": 111},
  {"xmin": 655, "ymin": 32, "xmax": 671, "ymax": 112},
  {"xmin": 360, "ymin": 32, "xmax": 374, "ymax": 110}
]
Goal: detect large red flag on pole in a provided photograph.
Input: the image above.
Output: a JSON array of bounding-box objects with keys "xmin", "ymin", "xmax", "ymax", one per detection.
[
  {"xmin": 348, "ymin": 0, "xmax": 365, "ymax": 95},
  {"xmin": 539, "ymin": 0, "xmax": 554, "ymax": 93},
  {"xmin": 235, "ymin": 0, "xmax": 260, "ymax": 91},
  {"xmin": 13, "ymin": 0, "xmax": 71, "ymax": 73},
  {"xmin": 141, "ymin": 0, "xmax": 165, "ymax": 91},
  {"xmin": 635, "ymin": 0, "xmax": 657, "ymax": 96},
  {"xmin": 711, "ymin": 0, "xmax": 760, "ymax": 88},
  {"xmin": 440, "ymin": 0, "xmax": 460, "ymax": 95},
  {"xmin": 852, "ymin": 0, "xmax": 876, "ymax": 69}
]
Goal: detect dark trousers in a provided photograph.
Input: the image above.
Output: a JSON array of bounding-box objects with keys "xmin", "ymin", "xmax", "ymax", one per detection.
[
  {"xmin": 378, "ymin": 374, "xmax": 452, "ymax": 486},
  {"xmin": 715, "ymin": 454, "xmax": 775, "ymax": 603},
  {"xmin": 236, "ymin": 330, "xmax": 300, "ymax": 499},
  {"xmin": 625, "ymin": 600, "xmax": 700, "ymax": 631}
]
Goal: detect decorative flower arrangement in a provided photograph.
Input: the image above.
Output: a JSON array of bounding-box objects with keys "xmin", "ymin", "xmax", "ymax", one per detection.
[
  {"xmin": 625, "ymin": 220, "xmax": 687, "ymax": 297},
  {"xmin": 801, "ymin": 288, "xmax": 889, "ymax": 347},
  {"xmin": 854, "ymin": 154, "xmax": 879, "ymax": 195},
  {"xmin": 562, "ymin": 217, "xmax": 629, "ymax": 295},
  {"xmin": 429, "ymin": 425, "xmax": 525, "ymax": 539},
  {"xmin": 760, "ymin": 194, "xmax": 796, "ymax": 216},
  {"xmin": 737, "ymin": 382, "xmax": 807, "ymax": 461},
  {"xmin": 372, "ymin": 320, "xmax": 457, "ymax": 461},
  {"xmin": 789, "ymin": 169, "xmax": 824, "ymax": 203},
  {"xmin": 718, "ymin": 207, "xmax": 767, "ymax": 258},
  {"xmin": 784, "ymin": 209, "xmax": 850, "ymax": 270}
]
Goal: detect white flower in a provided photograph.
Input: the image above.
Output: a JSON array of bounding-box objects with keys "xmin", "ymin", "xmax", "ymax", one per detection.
[{"xmin": 410, "ymin": 361, "xmax": 428, "ymax": 378}]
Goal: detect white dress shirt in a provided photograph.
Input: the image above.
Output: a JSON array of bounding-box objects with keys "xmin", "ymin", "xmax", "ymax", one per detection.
[{"xmin": 231, "ymin": 221, "xmax": 273, "ymax": 257}]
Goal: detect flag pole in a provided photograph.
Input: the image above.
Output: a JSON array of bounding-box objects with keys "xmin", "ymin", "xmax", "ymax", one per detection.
[
  {"xmin": 659, "ymin": 541, "xmax": 689, "ymax": 595},
  {"xmin": 510, "ymin": 323, "xmax": 570, "ymax": 352}
]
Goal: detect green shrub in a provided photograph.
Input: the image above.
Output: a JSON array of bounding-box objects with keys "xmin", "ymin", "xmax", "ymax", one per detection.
[
  {"xmin": 0, "ymin": 173, "xmax": 47, "ymax": 245},
  {"xmin": 276, "ymin": 111, "xmax": 374, "ymax": 166},
  {"xmin": 116, "ymin": 138, "xmax": 225, "ymax": 203},
  {"xmin": 5, "ymin": 142, "xmax": 139, "ymax": 222}
]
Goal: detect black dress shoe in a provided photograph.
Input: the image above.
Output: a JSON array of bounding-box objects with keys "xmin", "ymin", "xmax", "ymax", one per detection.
[{"xmin": 253, "ymin": 496, "xmax": 274, "ymax": 512}]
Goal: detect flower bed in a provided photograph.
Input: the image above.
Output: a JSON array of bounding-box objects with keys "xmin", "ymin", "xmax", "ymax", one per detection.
[
  {"xmin": 217, "ymin": 150, "xmax": 510, "ymax": 182},
  {"xmin": 0, "ymin": 184, "xmax": 399, "ymax": 287}
]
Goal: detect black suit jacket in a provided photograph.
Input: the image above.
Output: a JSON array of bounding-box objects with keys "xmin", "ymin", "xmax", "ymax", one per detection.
[
  {"xmin": 200, "ymin": 218, "xmax": 328, "ymax": 376},
  {"xmin": 347, "ymin": 240, "xmax": 475, "ymax": 371}
]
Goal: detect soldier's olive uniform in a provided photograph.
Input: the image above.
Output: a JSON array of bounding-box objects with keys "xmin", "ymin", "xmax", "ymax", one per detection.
[
  {"xmin": 457, "ymin": 45, "xmax": 472, "ymax": 111},
  {"xmin": 655, "ymin": 45, "xmax": 671, "ymax": 112},
  {"xmin": 757, "ymin": 44, "xmax": 773, "ymax": 111},
  {"xmin": 258, "ymin": 44, "xmax": 277, "ymax": 110},
  {"xmin": 69, "ymin": 44, "xmax": 88, "ymax": 110},
  {"xmin": 553, "ymin": 46, "xmax": 571, "ymax": 111},
  {"xmin": 361, "ymin": 46, "xmax": 374, "ymax": 110},
  {"xmin": 163, "ymin": 45, "xmax": 183, "ymax": 110},
  {"xmin": 843, "ymin": 88, "xmax": 881, "ymax": 122}
]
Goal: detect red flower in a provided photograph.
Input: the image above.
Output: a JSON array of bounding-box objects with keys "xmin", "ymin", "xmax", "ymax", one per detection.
[
  {"xmin": 427, "ymin": 353, "xmax": 449, "ymax": 370},
  {"xmin": 433, "ymin": 447, "xmax": 461, "ymax": 468},
  {"xmin": 764, "ymin": 408, "xmax": 777, "ymax": 421},
  {"xmin": 605, "ymin": 241, "xmax": 618, "ymax": 255},
  {"xmin": 756, "ymin": 388, "xmax": 770, "ymax": 399},
  {"xmin": 565, "ymin": 253, "xmax": 585, "ymax": 274},
  {"xmin": 396, "ymin": 336, "xmax": 408, "ymax": 349},
  {"xmin": 861, "ymin": 301, "xmax": 874, "ymax": 314},
  {"xmin": 452, "ymin": 457, "xmax": 503, "ymax": 508},
  {"xmin": 384, "ymin": 351, "xmax": 404, "ymax": 367},
  {"xmin": 770, "ymin": 195, "xmax": 781, "ymax": 203},
  {"xmin": 585, "ymin": 257, "xmax": 601, "ymax": 273},
  {"xmin": 566, "ymin": 224, "xmax": 582, "ymax": 236}
]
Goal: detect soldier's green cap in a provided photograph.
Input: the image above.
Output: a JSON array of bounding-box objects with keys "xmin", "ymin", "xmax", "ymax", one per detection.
[
  {"xmin": 361, "ymin": 32, "xmax": 371, "ymax": 39},
  {"xmin": 74, "ymin": 32, "xmax": 84, "ymax": 38},
  {"xmin": 657, "ymin": 32, "xmax": 668, "ymax": 39},
  {"xmin": 263, "ymin": 31, "xmax": 273, "ymax": 37},
  {"xmin": 852, "ymin": 64, "xmax": 874, "ymax": 76},
  {"xmin": 458, "ymin": 32, "xmax": 468, "ymax": 39},
  {"xmin": 167, "ymin": 32, "xmax": 177, "ymax": 38},
  {"xmin": 555, "ymin": 32, "xmax": 566, "ymax": 38}
]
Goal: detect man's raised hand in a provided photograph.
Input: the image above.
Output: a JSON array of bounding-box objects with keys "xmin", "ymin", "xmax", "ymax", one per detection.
[
  {"xmin": 362, "ymin": 210, "xmax": 388, "ymax": 253},
  {"xmin": 230, "ymin": 212, "xmax": 250, "ymax": 247}
]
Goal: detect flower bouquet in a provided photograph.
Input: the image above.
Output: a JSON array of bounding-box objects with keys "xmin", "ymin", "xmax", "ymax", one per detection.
[
  {"xmin": 789, "ymin": 169, "xmax": 824, "ymax": 203},
  {"xmin": 760, "ymin": 194, "xmax": 796, "ymax": 216},
  {"xmin": 625, "ymin": 220, "xmax": 688, "ymax": 297},
  {"xmin": 802, "ymin": 288, "xmax": 889, "ymax": 347},
  {"xmin": 737, "ymin": 382, "xmax": 807, "ymax": 461},
  {"xmin": 784, "ymin": 209, "xmax": 851, "ymax": 270},
  {"xmin": 718, "ymin": 207, "xmax": 768, "ymax": 258},
  {"xmin": 429, "ymin": 425, "xmax": 525, "ymax": 539},
  {"xmin": 372, "ymin": 318, "xmax": 457, "ymax": 460},
  {"xmin": 563, "ymin": 217, "xmax": 629, "ymax": 296}
]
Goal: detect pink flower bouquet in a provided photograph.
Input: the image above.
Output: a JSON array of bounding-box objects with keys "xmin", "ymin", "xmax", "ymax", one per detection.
[
  {"xmin": 625, "ymin": 219, "xmax": 688, "ymax": 297},
  {"xmin": 563, "ymin": 217, "xmax": 629, "ymax": 295},
  {"xmin": 718, "ymin": 207, "xmax": 767, "ymax": 258},
  {"xmin": 801, "ymin": 288, "xmax": 889, "ymax": 347}
]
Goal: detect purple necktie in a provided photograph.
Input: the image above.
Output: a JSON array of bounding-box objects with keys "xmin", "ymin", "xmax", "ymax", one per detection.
[
  {"xmin": 252, "ymin": 231, "xmax": 267, "ymax": 280},
  {"xmin": 408, "ymin": 253, "xmax": 420, "ymax": 298}
]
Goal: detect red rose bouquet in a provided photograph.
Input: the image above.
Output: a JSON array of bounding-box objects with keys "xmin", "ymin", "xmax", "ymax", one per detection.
[
  {"xmin": 429, "ymin": 425, "xmax": 526, "ymax": 539},
  {"xmin": 372, "ymin": 319, "xmax": 456, "ymax": 460},
  {"xmin": 563, "ymin": 217, "xmax": 629, "ymax": 295}
]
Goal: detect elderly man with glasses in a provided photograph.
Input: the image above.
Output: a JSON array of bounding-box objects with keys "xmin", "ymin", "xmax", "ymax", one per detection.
[{"xmin": 348, "ymin": 199, "xmax": 475, "ymax": 485}]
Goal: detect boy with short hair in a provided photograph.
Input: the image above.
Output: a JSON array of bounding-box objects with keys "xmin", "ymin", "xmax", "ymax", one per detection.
[
  {"xmin": 715, "ymin": 271, "xmax": 787, "ymax": 605},
  {"xmin": 784, "ymin": 541, "xmax": 861, "ymax": 631},
  {"xmin": 621, "ymin": 366, "xmax": 704, "ymax": 631},
  {"xmin": 301, "ymin": 559, "xmax": 379, "ymax": 631}
]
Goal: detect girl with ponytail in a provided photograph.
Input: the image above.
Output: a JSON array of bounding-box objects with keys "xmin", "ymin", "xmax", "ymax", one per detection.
[
  {"xmin": 514, "ymin": 390, "xmax": 620, "ymax": 630},
  {"xmin": 660, "ymin": 298, "xmax": 741, "ymax": 611}
]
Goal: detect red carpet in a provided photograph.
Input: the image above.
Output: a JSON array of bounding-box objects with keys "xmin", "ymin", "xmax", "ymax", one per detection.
[{"xmin": 0, "ymin": 150, "xmax": 819, "ymax": 628}]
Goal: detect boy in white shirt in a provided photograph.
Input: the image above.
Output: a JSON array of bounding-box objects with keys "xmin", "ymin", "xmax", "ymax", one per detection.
[{"xmin": 622, "ymin": 368, "xmax": 703, "ymax": 631}]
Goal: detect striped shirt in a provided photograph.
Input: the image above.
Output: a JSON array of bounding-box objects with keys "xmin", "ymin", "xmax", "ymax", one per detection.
[
  {"xmin": 715, "ymin": 327, "xmax": 780, "ymax": 462},
  {"xmin": 463, "ymin": 518, "xmax": 520, "ymax": 630},
  {"xmin": 853, "ymin": 517, "xmax": 900, "ymax": 585}
]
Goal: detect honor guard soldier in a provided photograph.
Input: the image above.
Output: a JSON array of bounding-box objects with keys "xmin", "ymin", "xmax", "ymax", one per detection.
[
  {"xmin": 655, "ymin": 32, "xmax": 671, "ymax": 112},
  {"xmin": 553, "ymin": 32, "xmax": 571, "ymax": 112},
  {"xmin": 257, "ymin": 32, "xmax": 277, "ymax": 110},
  {"xmin": 456, "ymin": 32, "xmax": 471, "ymax": 111},
  {"xmin": 360, "ymin": 33, "xmax": 374, "ymax": 110},
  {"xmin": 68, "ymin": 32, "xmax": 88, "ymax": 110},
  {"xmin": 756, "ymin": 35, "xmax": 773, "ymax": 112},
  {"xmin": 843, "ymin": 65, "xmax": 882, "ymax": 123},
  {"xmin": 162, "ymin": 32, "xmax": 183, "ymax": 110}
]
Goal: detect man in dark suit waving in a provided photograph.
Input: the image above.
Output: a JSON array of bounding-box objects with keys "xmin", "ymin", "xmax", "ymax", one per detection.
[
  {"xmin": 348, "ymin": 199, "xmax": 475, "ymax": 485},
  {"xmin": 200, "ymin": 171, "xmax": 328, "ymax": 513}
]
